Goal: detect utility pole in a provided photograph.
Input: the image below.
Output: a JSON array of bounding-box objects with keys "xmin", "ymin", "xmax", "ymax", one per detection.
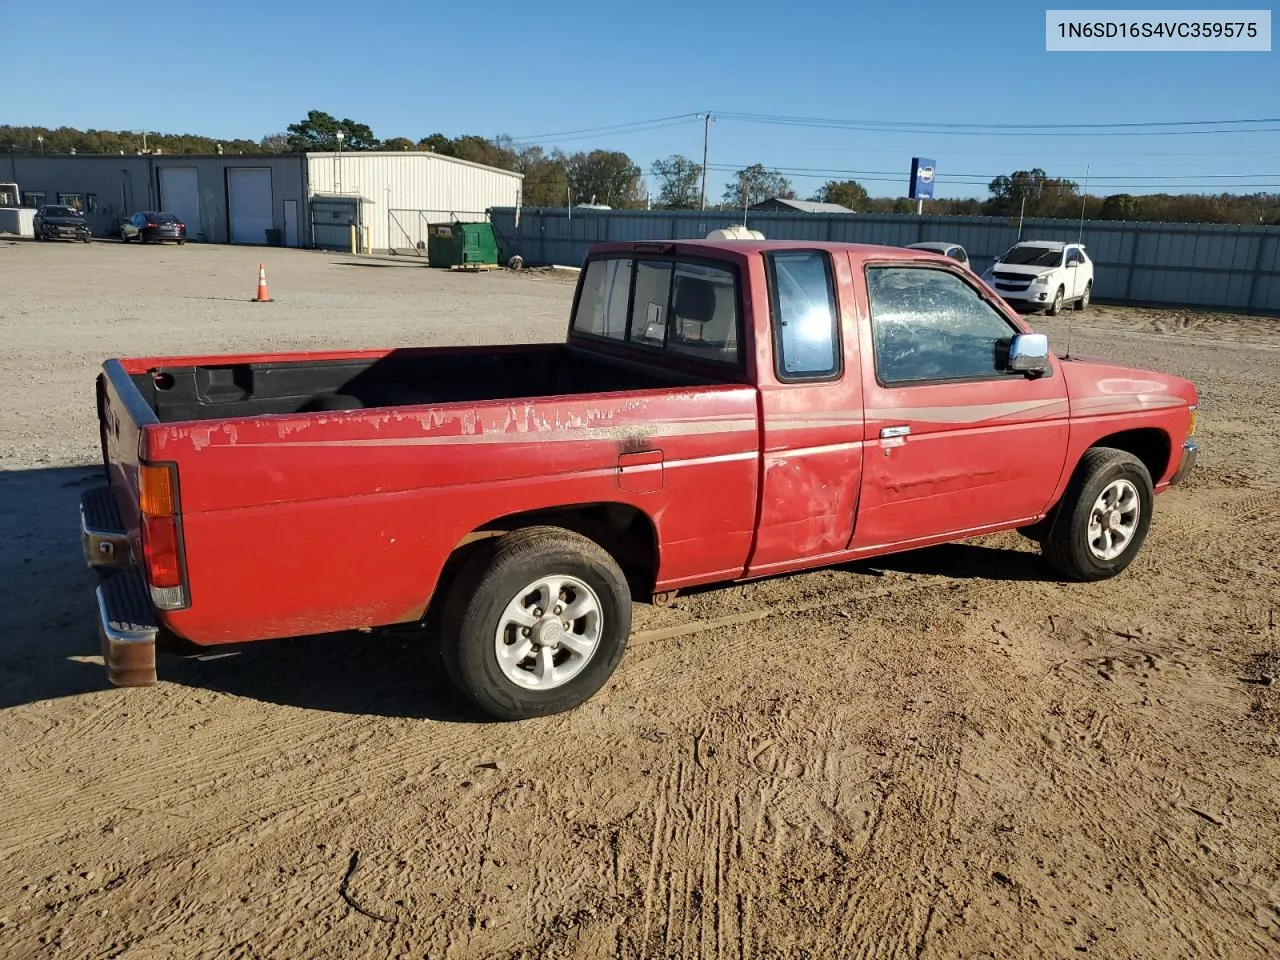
[
  {"xmin": 699, "ymin": 112, "xmax": 713, "ymax": 211},
  {"xmin": 1077, "ymin": 163, "xmax": 1090, "ymax": 243}
]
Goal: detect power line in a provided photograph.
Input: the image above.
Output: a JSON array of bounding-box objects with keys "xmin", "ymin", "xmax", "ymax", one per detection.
[
  {"xmin": 713, "ymin": 110, "xmax": 1280, "ymax": 131},
  {"xmin": 702, "ymin": 162, "xmax": 1280, "ymax": 183},
  {"xmin": 712, "ymin": 112, "xmax": 1280, "ymax": 138},
  {"xmin": 507, "ymin": 114, "xmax": 702, "ymax": 143}
]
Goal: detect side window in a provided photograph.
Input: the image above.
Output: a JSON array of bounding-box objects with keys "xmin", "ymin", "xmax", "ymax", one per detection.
[
  {"xmin": 571, "ymin": 257, "xmax": 633, "ymax": 341},
  {"xmin": 766, "ymin": 250, "xmax": 840, "ymax": 380},
  {"xmin": 628, "ymin": 261, "xmax": 673, "ymax": 346},
  {"xmin": 868, "ymin": 266, "xmax": 1019, "ymax": 386},
  {"xmin": 952, "ymin": 247, "xmax": 968, "ymax": 264}
]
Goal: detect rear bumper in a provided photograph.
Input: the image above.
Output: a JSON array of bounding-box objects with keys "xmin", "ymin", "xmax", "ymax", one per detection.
[
  {"xmin": 1169, "ymin": 440, "xmax": 1199, "ymax": 486},
  {"xmin": 81, "ymin": 487, "xmax": 158, "ymax": 686},
  {"xmin": 96, "ymin": 569, "xmax": 159, "ymax": 686}
]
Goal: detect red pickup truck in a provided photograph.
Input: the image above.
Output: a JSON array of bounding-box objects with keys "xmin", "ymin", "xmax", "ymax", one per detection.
[{"xmin": 81, "ymin": 239, "xmax": 1199, "ymax": 720}]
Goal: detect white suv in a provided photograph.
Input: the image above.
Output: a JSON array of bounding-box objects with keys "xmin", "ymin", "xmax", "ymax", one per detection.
[{"xmin": 980, "ymin": 241, "xmax": 1093, "ymax": 315}]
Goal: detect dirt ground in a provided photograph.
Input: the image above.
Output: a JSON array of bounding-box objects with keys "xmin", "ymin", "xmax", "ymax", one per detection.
[{"xmin": 1, "ymin": 239, "xmax": 1277, "ymax": 960}]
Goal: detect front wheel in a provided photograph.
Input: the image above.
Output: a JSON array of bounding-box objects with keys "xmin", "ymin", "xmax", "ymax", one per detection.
[
  {"xmin": 1046, "ymin": 285, "xmax": 1065, "ymax": 316},
  {"xmin": 1042, "ymin": 448, "xmax": 1154, "ymax": 581},
  {"xmin": 440, "ymin": 526, "xmax": 633, "ymax": 720}
]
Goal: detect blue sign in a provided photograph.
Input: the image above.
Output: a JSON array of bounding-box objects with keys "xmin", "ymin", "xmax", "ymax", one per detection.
[{"xmin": 909, "ymin": 157, "xmax": 936, "ymax": 201}]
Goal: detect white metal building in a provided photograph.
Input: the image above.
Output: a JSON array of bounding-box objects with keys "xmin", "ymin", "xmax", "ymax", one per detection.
[
  {"xmin": 3, "ymin": 150, "xmax": 522, "ymax": 252},
  {"xmin": 304, "ymin": 152, "xmax": 522, "ymax": 253}
]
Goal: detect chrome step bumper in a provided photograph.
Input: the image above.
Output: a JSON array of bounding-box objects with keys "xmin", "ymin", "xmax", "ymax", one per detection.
[
  {"xmin": 96, "ymin": 567, "xmax": 159, "ymax": 687},
  {"xmin": 80, "ymin": 486, "xmax": 131, "ymax": 569}
]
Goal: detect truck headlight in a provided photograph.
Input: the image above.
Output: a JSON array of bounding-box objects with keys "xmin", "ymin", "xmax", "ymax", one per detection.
[{"xmin": 1031, "ymin": 274, "xmax": 1051, "ymax": 285}]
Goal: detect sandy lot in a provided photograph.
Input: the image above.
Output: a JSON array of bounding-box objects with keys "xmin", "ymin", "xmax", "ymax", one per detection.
[{"xmin": 1, "ymin": 239, "xmax": 1277, "ymax": 959}]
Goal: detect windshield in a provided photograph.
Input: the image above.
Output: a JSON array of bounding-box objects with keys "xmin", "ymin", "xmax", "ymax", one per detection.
[
  {"xmin": 44, "ymin": 206, "xmax": 81, "ymax": 218},
  {"xmin": 999, "ymin": 245, "xmax": 1062, "ymax": 267}
]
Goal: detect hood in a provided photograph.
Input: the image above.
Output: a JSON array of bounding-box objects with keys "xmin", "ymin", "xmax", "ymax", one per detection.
[
  {"xmin": 1058, "ymin": 352, "xmax": 1199, "ymax": 412},
  {"xmin": 41, "ymin": 215, "xmax": 87, "ymax": 226},
  {"xmin": 990, "ymin": 263, "xmax": 1053, "ymax": 278}
]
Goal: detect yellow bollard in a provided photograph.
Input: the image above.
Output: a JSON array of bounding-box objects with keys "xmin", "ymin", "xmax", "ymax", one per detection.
[{"xmin": 349, "ymin": 223, "xmax": 356, "ymax": 255}]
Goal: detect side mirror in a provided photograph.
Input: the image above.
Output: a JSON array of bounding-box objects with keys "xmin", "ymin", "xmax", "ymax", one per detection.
[
  {"xmin": 1066, "ymin": 260, "xmax": 1078, "ymax": 268},
  {"xmin": 1009, "ymin": 332, "xmax": 1050, "ymax": 375}
]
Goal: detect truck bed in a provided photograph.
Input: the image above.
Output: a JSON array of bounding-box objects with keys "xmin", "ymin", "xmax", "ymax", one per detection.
[{"xmin": 128, "ymin": 343, "xmax": 728, "ymax": 422}]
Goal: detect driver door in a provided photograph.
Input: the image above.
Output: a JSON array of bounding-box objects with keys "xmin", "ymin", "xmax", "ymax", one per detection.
[
  {"xmin": 851, "ymin": 263, "xmax": 1070, "ymax": 551},
  {"xmin": 1064, "ymin": 247, "xmax": 1083, "ymax": 300}
]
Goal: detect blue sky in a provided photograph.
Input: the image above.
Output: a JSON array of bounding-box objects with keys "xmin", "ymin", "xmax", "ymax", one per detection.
[{"xmin": 11, "ymin": 0, "xmax": 1278, "ymax": 200}]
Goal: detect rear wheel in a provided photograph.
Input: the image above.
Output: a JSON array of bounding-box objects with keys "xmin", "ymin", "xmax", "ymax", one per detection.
[
  {"xmin": 1076, "ymin": 281, "xmax": 1092, "ymax": 311},
  {"xmin": 441, "ymin": 526, "xmax": 632, "ymax": 720},
  {"xmin": 1042, "ymin": 448, "xmax": 1154, "ymax": 581}
]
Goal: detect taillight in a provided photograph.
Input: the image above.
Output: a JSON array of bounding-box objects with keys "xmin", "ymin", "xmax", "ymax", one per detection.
[
  {"xmin": 146, "ymin": 222, "xmax": 157, "ymax": 228},
  {"xmin": 139, "ymin": 461, "xmax": 188, "ymax": 609}
]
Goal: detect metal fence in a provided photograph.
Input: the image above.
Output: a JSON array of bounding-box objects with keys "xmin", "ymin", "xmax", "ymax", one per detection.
[{"xmin": 487, "ymin": 207, "xmax": 1280, "ymax": 313}]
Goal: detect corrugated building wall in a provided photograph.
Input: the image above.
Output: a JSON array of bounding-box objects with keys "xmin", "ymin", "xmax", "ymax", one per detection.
[
  {"xmin": 489, "ymin": 208, "xmax": 1280, "ymax": 313},
  {"xmin": 304, "ymin": 152, "xmax": 522, "ymax": 253},
  {"xmin": 2, "ymin": 154, "xmax": 309, "ymax": 245}
]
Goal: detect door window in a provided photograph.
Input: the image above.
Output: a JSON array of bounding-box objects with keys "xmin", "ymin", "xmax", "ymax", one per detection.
[{"xmin": 868, "ymin": 266, "xmax": 1021, "ymax": 385}]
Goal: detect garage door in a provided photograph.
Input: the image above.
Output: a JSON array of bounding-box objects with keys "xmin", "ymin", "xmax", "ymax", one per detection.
[
  {"xmin": 227, "ymin": 168, "xmax": 274, "ymax": 245},
  {"xmin": 157, "ymin": 167, "xmax": 200, "ymax": 238}
]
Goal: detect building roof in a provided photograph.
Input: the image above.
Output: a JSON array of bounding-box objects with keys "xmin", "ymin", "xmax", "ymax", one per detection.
[
  {"xmin": 750, "ymin": 197, "xmax": 856, "ymax": 214},
  {"xmin": 304, "ymin": 150, "xmax": 524, "ymax": 179}
]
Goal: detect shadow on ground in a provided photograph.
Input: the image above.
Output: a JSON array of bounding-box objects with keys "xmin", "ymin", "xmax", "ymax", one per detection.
[
  {"xmin": 0, "ymin": 463, "xmax": 1057, "ymax": 722},
  {"xmin": 862, "ymin": 541, "xmax": 1062, "ymax": 582},
  {"xmin": 331, "ymin": 259, "xmax": 430, "ymax": 269},
  {"xmin": 0, "ymin": 464, "xmax": 475, "ymax": 722}
]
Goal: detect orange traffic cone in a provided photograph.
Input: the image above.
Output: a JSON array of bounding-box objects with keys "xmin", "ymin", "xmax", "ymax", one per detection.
[{"xmin": 253, "ymin": 263, "xmax": 272, "ymax": 303}]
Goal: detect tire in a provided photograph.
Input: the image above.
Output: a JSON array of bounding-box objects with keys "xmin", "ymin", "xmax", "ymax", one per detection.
[
  {"xmin": 1075, "ymin": 281, "xmax": 1092, "ymax": 311},
  {"xmin": 1046, "ymin": 285, "xmax": 1065, "ymax": 316},
  {"xmin": 440, "ymin": 526, "xmax": 632, "ymax": 720},
  {"xmin": 1042, "ymin": 447, "xmax": 1154, "ymax": 582}
]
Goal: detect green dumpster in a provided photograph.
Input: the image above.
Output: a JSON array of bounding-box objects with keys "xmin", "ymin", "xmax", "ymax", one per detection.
[{"xmin": 427, "ymin": 221, "xmax": 499, "ymax": 268}]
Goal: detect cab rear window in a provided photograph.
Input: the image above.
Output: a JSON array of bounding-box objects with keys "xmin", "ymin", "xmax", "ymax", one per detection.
[{"xmin": 572, "ymin": 256, "xmax": 741, "ymax": 366}]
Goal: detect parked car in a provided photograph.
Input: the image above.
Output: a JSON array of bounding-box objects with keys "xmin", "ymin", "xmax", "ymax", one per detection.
[
  {"xmin": 121, "ymin": 211, "xmax": 187, "ymax": 244},
  {"xmin": 33, "ymin": 204, "xmax": 91, "ymax": 243},
  {"xmin": 906, "ymin": 241, "xmax": 970, "ymax": 267},
  {"xmin": 981, "ymin": 241, "xmax": 1093, "ymax": 315},
  {"xmin": 80, "ymin": 239, "xmax": 1198, "ymax": 720}
]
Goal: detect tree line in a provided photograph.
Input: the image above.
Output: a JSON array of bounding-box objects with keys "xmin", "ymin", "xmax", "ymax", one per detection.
[{"xmin": 3, "ymin": 113, "xmax": 1277, "ymax": 225}]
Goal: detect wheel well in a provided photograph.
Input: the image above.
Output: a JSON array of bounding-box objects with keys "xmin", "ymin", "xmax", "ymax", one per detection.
[
  {"xmin": 1088, "ymin": 428, "xmax": 1172, "ymax": 483},
  {"xmin": 447, "ymin": 503, "xmax": 660, "ymax": 601}
]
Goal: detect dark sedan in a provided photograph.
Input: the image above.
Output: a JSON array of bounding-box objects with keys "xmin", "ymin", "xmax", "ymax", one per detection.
[
  {"xmin": 122, "ymin": 211, "xmax": 187, "ymax": 244},
  {"xmin": 33, "ymin": 205, "xmax": 92, "ymax": 243}
]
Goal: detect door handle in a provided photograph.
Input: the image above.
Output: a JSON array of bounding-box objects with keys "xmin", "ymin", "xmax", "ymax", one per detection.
[{"xmin": 880, "ymin": 425, "xmax": 911, "ymax": 439}]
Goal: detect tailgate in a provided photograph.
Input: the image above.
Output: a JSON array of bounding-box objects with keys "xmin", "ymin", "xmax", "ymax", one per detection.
[{"xmin": 96, "ymin": 359, "xmax": 155, "ymax": 544}]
